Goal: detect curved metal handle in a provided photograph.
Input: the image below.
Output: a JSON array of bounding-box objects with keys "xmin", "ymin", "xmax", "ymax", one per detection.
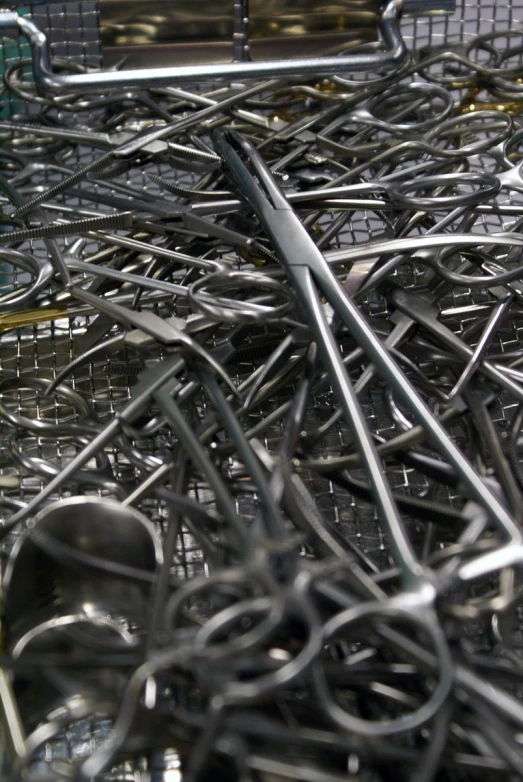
[{"xmin": 0, "ymin": 0, "xmax": 407, "ymax": 93}]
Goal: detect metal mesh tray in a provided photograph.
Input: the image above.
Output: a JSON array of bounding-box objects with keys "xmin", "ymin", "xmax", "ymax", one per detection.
[{"xmin": 0, "ymin": 0, "xmax": 522, "ymax": 778}]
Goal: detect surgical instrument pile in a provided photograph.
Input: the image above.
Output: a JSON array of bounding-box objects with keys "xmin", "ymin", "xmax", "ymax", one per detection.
[{"xmin": 2, "ymin": 1, "xmax": 523, "ymax": 780}]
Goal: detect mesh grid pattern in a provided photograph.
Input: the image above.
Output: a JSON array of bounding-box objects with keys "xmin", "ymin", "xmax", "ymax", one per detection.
[
  {"xmin": 401, "ymin": 0, "xmax": 520, "ymax": 48},
  {"xmin": 1, "ymin": 0, "xmax": 523, "ymax": 778},
  {"xmin": 31, "ymin": 2, "xmax": 100, "ymax": 65},
  {"xmin": 0, "ymin": 3, "xmax": 100, "ymax": 117}
]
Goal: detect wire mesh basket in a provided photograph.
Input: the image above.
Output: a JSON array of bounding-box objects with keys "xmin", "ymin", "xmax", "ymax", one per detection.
[{"xmin": 0, "ymin": 1, "xmax": 523, "ymax": 779}]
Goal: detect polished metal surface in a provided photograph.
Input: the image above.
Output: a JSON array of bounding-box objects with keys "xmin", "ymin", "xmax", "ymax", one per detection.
[
  {"xmin": 4, "ymin": 497, "xmax": 162, "ymax": 647},
  {"xmin": 1, "ymin": 0, "xmax": 407, "ymax": 91},
  {"xmin": 1, "ymin": 0, "xmax": 458, "ymax": 92},
  {"xmin": 0, "ymin": 0, "xmax": 518, "ymax": 779},
  {"xmin": 98, "ymin": 0, "xmax": 455, "ymax": 70},
  {"xmin": 100, "ymin": 0, "xmax": 236, "ymax": 67},
  {"xmin": 3, "ymin": 497, "xmax": 162, "ymax": 740},
  {"xmin": 100, "ymin": 0, "xmax": 379, "ymax": 68}
]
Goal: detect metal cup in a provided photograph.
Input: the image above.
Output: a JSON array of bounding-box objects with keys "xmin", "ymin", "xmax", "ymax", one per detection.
[{"xmin": 2, "ymin": 497, "xmax": 162, "ymax": 731}]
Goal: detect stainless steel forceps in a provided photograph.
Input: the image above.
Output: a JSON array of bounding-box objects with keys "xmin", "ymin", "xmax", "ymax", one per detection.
[{"xmin": 215, "ymin": 128, "xmax": 523, "ymax": 585}]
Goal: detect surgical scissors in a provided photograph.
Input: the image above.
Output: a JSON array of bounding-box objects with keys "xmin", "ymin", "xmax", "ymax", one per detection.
[
  {"xmin": 3, "ymin": 20, "xmax": 523, "ymax": 780},
  {"xmin": 415, "ymin": 30, "xmax": 523, "ymax": 89},
  {"xmin": 216, "ymin": 127, "xmax": 523, "ymax": 573},
  {"xmin": 11, "ymin": 78, "xmax": 284, "ymax": 220},
  {"xmin": 215, "ymin": 128, "xmax": 457, "ymax": 736},
  {"xmin": 0, "ymin": 247, "xmax": 53, "ymax": 312}
]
